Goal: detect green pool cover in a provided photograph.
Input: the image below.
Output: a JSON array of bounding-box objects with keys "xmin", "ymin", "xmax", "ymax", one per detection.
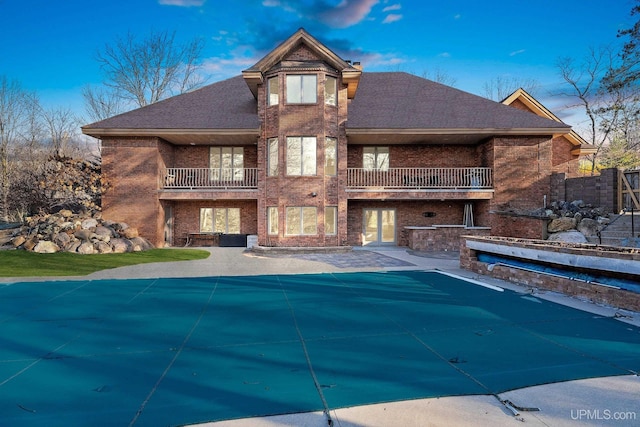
[{"xmin": 0, "ymin": 271, "xmax": 638, "ymax": 426}]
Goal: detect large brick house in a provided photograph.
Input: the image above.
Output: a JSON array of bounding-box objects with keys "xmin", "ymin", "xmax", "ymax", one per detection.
[{"xmin": 82, "ymin": 29, "xmax": 593, "ymax": 249}]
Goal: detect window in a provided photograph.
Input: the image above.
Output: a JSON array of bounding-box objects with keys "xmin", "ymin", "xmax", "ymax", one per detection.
[
  {"xmin": 267, "ymin": 207, "xmax": 278, "ymax": 235},
  {"xmin": 325, "ymin": 137, "xmax": 337, "ymax": 176},
  {"xmin": 210, "ymin": 147, "xmax": 244, "ymax": 181},
  {"xmin": 200, "ymin": 208, "xmax": 240, "ymax": 233},
  {"xmin": 363, "ymin": 146, "xmax": 389, "ymax": 171},
  {"xmin": 286, "ymin": 207, "xmax": 317, "ymax": 235},
  {"xmin": 286, "ymin": 74, "xmax": 317, "ymax": 104},
  {"xmin": 325, "ymin": 76, "xmax": 337, "ymax": 106},
  {"xmin": 268, "ymin": 77, "xmax": 279, "ymax": 106},
  {"xmin": 267, "ymin": 138, "xmax": 278, "ymax": 176},
  {"xmin": 286, "ymin": 136, "xmax": 316, "ymax": 176},
  {"xmin": 325, "ymin": 206, "xmax": 337, "ymax": 235}
]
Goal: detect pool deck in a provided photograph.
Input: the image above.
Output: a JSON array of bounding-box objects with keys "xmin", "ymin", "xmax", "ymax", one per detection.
[{"xmin": 3, "ymin": 247, "xmax": 640, "ymax": 426}]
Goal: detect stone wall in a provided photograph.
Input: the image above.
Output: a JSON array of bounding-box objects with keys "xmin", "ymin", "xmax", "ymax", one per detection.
[
  {"xmin": 559, "ymin": 168, "xmax": 619, "ymax": 213},
  {"xmin": 406, "ymin": 226, "xmax": 491, "ymax": 251}
]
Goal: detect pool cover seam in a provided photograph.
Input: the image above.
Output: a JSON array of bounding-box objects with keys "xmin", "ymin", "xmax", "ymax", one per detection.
[
  {"xmin": 329, "ymin": 272, "xmax": 496, "ymax": 395},
  {"xmin": 128, "ymin": 276, "xmax": 220, "ymax": 427},
  {"xmin": 0, "ymin": 280, "xmax": 93, "ymax": 324},
  {"xmin": 277, "ymin": 274, "xmax": 334, "ymax": 427},
  {"xmin": 510, "ymin": 322, "xmax": 639, "ymax": 377}
]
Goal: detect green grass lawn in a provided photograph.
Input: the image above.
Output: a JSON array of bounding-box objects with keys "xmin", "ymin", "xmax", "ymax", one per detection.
[{"xmin": 0, "ymin": 249, "xmax": 211, "ymax": 277}]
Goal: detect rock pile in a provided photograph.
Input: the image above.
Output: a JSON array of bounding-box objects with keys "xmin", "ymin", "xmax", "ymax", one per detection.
[
  {"xmin": 5, "ymin": 210, "xmax": 154, "ymax": 254},
  {"xmin": 531, "ymin": 200, "xmax": 611, "ymax": 243}
]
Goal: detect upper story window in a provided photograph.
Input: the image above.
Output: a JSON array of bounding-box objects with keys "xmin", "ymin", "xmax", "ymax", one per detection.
[
  {"xmin": 210, "ymin": 147, "xmax": 244, "ymax": 181},
  {"xmin": 268, "ymin": 77, "xmax": 279, "ymax": 106},
  {"xmin": 363, "ymin": 147, "xmax": 389, "ymax": 171},
  {"xmin": 286, "ymin": 74, "xmax": 317, "ymax": 104},
  {"xmin": 286, "ymin": 136, "xmax": 316, "ymax": 176},
  {"xmin": 267, "ymin": 137, "xmax": 278, "ymax": 176},
  {"xmin": 325, "ymin": 137, "xmax": 337, "ymax": 176},
  {"xmin": 325, "ymin": 76, "xmax": 337, "ymax": 106}
]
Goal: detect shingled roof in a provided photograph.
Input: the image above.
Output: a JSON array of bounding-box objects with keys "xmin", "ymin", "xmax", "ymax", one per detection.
[
  {"xmin": 83, "ymin": 70, "xmax": 571, "ymax": 146},
  {"xmin": 348, "ymin": 72, "xmax": 569, "ymax": 131},
  {"xmin": 82, "ymin": 76, "xmax": 260, "ymax": 145}
]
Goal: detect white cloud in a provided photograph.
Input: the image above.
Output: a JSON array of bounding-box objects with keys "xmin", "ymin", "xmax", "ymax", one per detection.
[
  {"xmin": 438, "ymin": 52, "xmax": 451, "ymax": 58},
  {"xmin": 320, "ymin": 0, "xmax": 380, "ymax": 28},
  {"xmin": 382, "ymin": 13, "xmax": 402, "ymax": 23},
  {"xmin": 201, "ymin": 54, "xmax": 258, "ymax": 78},
  {"xmin": 383, "ymin": 4, "xmax": 401, "ymax": 12},
  {"xmin": 159, "ymin": 0, "xmax": 205, "ymax": 6},
  {"xmin": 509, "ymin": 49, "xmax": 526, "ymax": 56},
  {"xmin": 454, "ymin": 14, "xmax": 461, "ymax": 19}
]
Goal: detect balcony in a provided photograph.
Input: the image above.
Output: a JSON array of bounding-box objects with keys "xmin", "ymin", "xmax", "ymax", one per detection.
[
  {"xmin": 161, "ymin": 168, "xmax": 259, "ymax": 189},
  {"xmin": 159, "ymin": 168, "xmax": 259, "ymax": 200},
  {"xmin": 346, "ymin": 167, "xmax": 493, "ymax": 200}
]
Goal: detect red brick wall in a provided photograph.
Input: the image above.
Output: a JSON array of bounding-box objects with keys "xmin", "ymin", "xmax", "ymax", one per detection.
[
  {"xmin": 255, "ymin": 47, "xmax": 349, "ymax": 247},
  {"xmin": 101, "ymin": 136, "xmax": 164, "ymax": 246},
  {"xmin": 347, "ymin": 200, "xmax": 472, "ymax": 246},
  {"xmin": 552, "ymin": 135, "xmax": 580, "ymax": 177},
  {"xmin": 174, "ymin": 145, "xmax": 257, "ymax": 168},
  {"xmin": 173, "ymin": 200, "xmax": 257, "ymax": 246},
  {"xmin": 487, "ymin": 136, "xmax": 552, "ymax": 238},
  {"xmin": 347, "ymin": 145, "xmax": 483, "ymax": 168}
]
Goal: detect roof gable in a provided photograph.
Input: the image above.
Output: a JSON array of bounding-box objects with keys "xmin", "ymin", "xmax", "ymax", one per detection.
[
  {"xmin": 501, "ymin": 88, "xmax": 596, "ymax": 154},
  {"xmin": 242, "ymin": 28, "xmax": 361, "ymax": 99}
]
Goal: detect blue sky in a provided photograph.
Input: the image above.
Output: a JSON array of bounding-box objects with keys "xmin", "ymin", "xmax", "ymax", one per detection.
[{"xmin": 0, "ymin": 0, "xmax": 635, "ymax": 128}]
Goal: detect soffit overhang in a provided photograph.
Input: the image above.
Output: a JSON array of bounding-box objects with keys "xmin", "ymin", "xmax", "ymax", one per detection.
[
  {"xmin": 346, "ymin": 128, "xmax": 569, "ymax": 145},
  {"xmin": 82, "ymin": 128, "xmax": 260, "ymax": 145}
]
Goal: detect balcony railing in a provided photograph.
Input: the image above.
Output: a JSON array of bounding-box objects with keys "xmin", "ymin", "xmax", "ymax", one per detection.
[
  {"xmin": 161, "ymin": 168, "xmax": 258, "ymax": 189},
  {"xmin": 347, "ymin": 167, "xmax": 492, "ymax": 189}
]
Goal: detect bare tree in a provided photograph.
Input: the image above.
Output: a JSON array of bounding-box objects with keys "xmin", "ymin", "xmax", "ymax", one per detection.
[
  {"xmin": 96, "ymin": 30, "xmax": 206, "ymax": 107},
  {"xmin": 0, "ymin": 76, "xmax": 34, "ymax": 222},
  {"xmin": 421, "ymin": 68, "xmax": 457, "ymax": 87},
  {"xmin": 483, "ymin": 75, "xmax": 540, "ymax": 101},
  {"xmin": 42, "ymin": 106, "xmax": 80, "ymax": 156},
  {"xmin": 82, "ymin": 85, "xmax": 125, "ymax": 122},
  {"xmin": 555, "ymin": 46, "xmax": 632, "ymax": 174}
]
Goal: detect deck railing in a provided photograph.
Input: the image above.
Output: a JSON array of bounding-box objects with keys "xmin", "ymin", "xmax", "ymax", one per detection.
[
  {"xmin": 347, "ymin": 167, "xmax": 492, "ymax": 189},
  {"xmin": 161, "ymin": 168, "xmax": 258, "ymax": 189}
]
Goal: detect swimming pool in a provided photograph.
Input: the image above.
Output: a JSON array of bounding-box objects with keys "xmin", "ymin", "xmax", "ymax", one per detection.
[{"xmin": 1, "ymin": 271, "xmax": 638, "ymax": 426}]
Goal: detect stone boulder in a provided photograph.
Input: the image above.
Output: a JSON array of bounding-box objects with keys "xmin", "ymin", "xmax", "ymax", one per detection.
[
  {"xmin": 130, "ymin": 237, "xmax": 152, "ymax": 251},
  {"xmin": 547, "ymin": 230, "xmax": 589, "ymax": 243},
  {"xmin": 122, "ymin": 227, "xmax": 139, "ymax": 239},
  {"xmin": 74, "ymin": 229, "xmax": 93, "ymax": 241},
  {"xmin": 110, "ymin": 238, "xmax": 132, "ymax": 254},
  {"xmin": 11, "ymin": 235, "xmax": 26, "ymax": 248},
  {"xmin": 7, "ymin": 210, "xmax": 154, "ymax": 254},
  {"xmin": 94, "ymin": 241, "xmax": 113, "ymax": 254},
  {"xmin": 577, "ymin": 218, "xmax": 600, "ymax": 237},
  {"xmin": 548, "ymin": 217, "xmax": 576, "ymax": 233},
  {"xmin": 52, "ymin": 232, "xmax": 71, "ymax": 248},
  {"xmin": 77, "ymin": 242, "xmax": 95, "ymax": 254},
  {"xmin": 81, "ymin": 218, "xmax": 99, "ymax": 230},
  {"xmin": 33, "ymin": 241, "xmax": 60, "ymax": 253}
]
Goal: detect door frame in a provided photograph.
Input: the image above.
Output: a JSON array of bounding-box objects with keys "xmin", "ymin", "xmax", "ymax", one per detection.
[{"xmin": 362, "ymin": 208, "xmax": 396, "ymax": 246}]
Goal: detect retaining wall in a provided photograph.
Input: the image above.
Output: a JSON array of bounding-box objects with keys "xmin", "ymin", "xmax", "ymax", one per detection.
[{"xmin": 461, "ymin": 236, "xmax": 640, "ymax": 312}]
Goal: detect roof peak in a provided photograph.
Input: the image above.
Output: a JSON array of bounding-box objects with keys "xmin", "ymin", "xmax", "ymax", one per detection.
[{"xmin": 242, "ymin": 28, "xmax": 361, "ymax": 99}]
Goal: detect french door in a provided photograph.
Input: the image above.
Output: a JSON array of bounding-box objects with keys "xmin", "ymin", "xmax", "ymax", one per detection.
[{"xmin": 363, "ymin": 209, "xmax": 396, "ymax": 245}]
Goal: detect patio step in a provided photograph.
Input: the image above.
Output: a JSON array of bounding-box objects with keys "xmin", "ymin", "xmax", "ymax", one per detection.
[{"xmin": 585, "ymin": 214, "xmax": 639, "ymax": 247}]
